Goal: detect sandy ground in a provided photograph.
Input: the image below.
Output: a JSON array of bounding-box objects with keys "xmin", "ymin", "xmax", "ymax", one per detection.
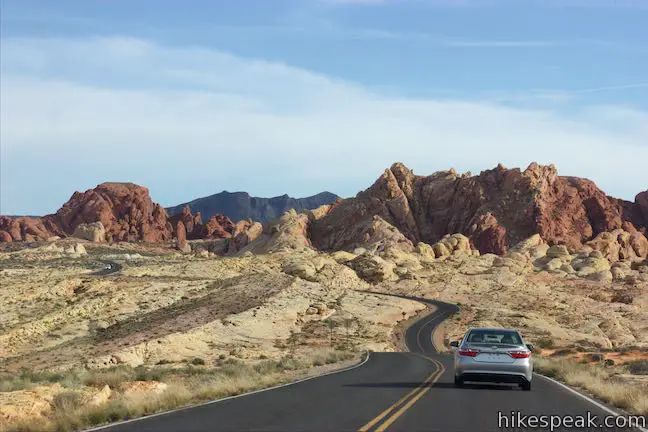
[{"xmin": 1, "ymin": 238, "xmax": 647, "ymax": 427}]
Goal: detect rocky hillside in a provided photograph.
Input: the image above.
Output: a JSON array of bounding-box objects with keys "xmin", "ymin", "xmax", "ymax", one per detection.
[
  {"xmin": 2, "ymin": 164, "xmax": 646, "ymax": 261},
  {"xmin": 0, "ymin": 184, "xmax": 237, "ymax": 245},
  {"xmin": 167, "ymin": 191, "xmax": 340, "ymax": 223},
  {"xmin": 309, "ymin": 162, "xmax": 648, "ymax": 255}
]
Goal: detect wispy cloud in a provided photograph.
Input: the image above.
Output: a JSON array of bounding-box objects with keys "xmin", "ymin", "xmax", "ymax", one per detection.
[{"xmin": 2, "ymin": 36, "xmax": 647, "ymax": 214}]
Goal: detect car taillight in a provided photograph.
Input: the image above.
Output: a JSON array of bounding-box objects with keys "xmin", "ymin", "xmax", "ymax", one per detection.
[
  {"xmin": 509, "ymin": 351, "xmax": 531, "ymax": 359},
  {"xmin": 458, "ymin": 349, "xmax": 479, "ymax": 357}
]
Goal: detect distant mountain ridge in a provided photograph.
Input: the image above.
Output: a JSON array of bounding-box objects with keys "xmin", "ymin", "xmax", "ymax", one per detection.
[{"xmin": 166, "ymin": 191, "xmax": 340, "ymax": 223}]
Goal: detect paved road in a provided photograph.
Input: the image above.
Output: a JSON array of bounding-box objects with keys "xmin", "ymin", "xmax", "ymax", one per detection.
[
  {"xmin": 94, "ymin": 296, "xmax": 645, "ymax": 432},
  {"xmin": 91, "ymin": 260, "xmax": 122, "ymax": 276}
]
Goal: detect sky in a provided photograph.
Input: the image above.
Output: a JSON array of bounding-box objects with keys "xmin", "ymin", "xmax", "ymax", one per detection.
[{"xmin": 1, "ymin": 0, "xmax": 647, "ymax": 215}]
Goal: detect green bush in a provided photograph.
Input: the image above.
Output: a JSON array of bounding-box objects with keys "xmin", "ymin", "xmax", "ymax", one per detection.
[
  {"xmin": 627, "ymin": 360, "xmax": 648, "ymax": 375},
  {"xmin": 535, "ymin": 337, "xmax": 555, "ymax": 349},
  {"xmin": 190, "ymin": 358, "xmax": 206, "ymax": 366},
  {"xmin": 83, "ymin": 366, "xmax": 135, "ymax": 388}
]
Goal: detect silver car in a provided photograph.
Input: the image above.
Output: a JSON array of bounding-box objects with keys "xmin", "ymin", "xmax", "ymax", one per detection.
[{"xmin": 450, "ymin": 328, "xmax": 533, "ymax": 391}]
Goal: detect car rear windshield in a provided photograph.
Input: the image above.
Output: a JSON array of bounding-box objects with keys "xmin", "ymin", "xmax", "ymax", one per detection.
[{"xmin": 466, "ymin": 330, "xmax": 522, "ymax": 345}]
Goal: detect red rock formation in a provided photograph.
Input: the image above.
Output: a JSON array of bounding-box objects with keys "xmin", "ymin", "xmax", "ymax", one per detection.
[
  {"xmin": 0, "ymin": 216, "xmax": 64, "ymax": 242},
  {"xmin": 53, "ymin": 183, "xmax": 172, "ymax": 242},
  {"xmin": 636, "ymin": 191, "xmax": 648, "ymax": 228},
  {"xmin": 470, "ymin": 213, "xmax": 508, "ymax": 255},
  {"xmin": 310, "ymin": 162, "xmax": 647, "ymax": 255},
  {"xmin": 203, "ymin": 215, "xmax": 234, "ymax": 239},
  {"xmin": 1, "ymin": 184, "xmax": 240, "ymax": 244},
  {"xmin": 168, "ymin": 205, "xmax": 234, "ymax": 240},
  {"xmin": 168, "ymin": 205, "xmax": 205, "ymax": 240},
  {"xmin": 176, "ymin": 220, "xmax": 189, "ymax": 252}
]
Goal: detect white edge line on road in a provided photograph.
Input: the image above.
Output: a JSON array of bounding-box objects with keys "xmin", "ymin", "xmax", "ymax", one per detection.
[
  {"xmin": 84, "ymin": 352, "xmax": 372, "ymax": 432},
  {"xmin": 534, "ymin": 373, "xmax": 648, "ymax": 432}
]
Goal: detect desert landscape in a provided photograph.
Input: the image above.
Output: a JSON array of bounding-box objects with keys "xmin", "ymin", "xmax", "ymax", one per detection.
[{"xmin": 1, "ymin": 162, "xmax": 647, "ymax": 431}]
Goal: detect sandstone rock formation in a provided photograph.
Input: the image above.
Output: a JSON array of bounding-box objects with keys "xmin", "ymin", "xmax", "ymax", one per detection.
[
  {"xmin": 0, "ymin": 216, "xmax": 64, "ymax": 243},
  {"xmin": 168, "ymin": 205, "xmax": 206, "ymax": 240},
  {"xmin": 175, "ymin": 221, "xmax": 191, "ymax": 253},
  {"xmin": 204, "ymin": 215, "xmax": 235, "ymax": 239},
  {"xmin": 586, "ymin": 229, "xmax": 648, "ymax": 262},
  {"xmin": 429, "ymin": 233, "xmax": 479, "ymax": 259},
  {"xmin": 234, "ymin": 210, "xmax": 312, "ymax": 255},
  {"xmin": 54, "ymin": 182, "xmax": 172, "ymax": 243},
  {"xmin": 347, "ymin": 253, "xmax": 397, "ymax": 283},
  {"xmin": 73, "ymin": 222, "xmax": 107, "ymax": 243},
  {"xmin": 309, "ymin": 162, "xmax": 647, "ymax": 255}
]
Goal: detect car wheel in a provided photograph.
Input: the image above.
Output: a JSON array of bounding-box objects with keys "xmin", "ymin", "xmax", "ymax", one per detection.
[
  {"xmin": 520, "ymin": 381, "xmax": 531, "ymax": 391},
  {"xmin": 454, "ymin": 376, "xmax": 463, "ymax": 388}
]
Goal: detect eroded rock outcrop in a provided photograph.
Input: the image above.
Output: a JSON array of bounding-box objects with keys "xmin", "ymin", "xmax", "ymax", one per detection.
[
  {"xmin": 0, "ymin": 216, "xmax": 64, "ymax": 243},
  {"xmin": 309, "ymin": 162, "xmax": 647, "ymax": 255},
  {"xmin": 234, "ymin": 210, "xmax": 312, "ymax": 254},
  {"xmin": 73, "ymin": 222, "xmax": 107, "ymax": 243},
  {"xmin": 175, "ymin": 221, "xmax": 191, "ymax": 253},
  {"xmin": 585, "ymin": 229, "xmax": 648, "ymax": 262},
  {"xmin": 54, "ymin": 182, "xmax": 172, "ymax": 243}
]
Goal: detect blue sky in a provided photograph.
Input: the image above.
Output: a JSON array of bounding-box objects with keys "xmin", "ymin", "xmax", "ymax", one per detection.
[{"xmin": 1, "ymin": 0, "xmax": 647, "ymax": 215}]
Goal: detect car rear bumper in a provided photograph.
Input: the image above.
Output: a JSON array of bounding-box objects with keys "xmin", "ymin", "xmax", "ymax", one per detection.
[
  {"xmin": 457, "ymin": 372, "xmax": 530, "ymax": 384},
  {"xmin": 455, "ymin": 358, "xmax": 533, "ymax": 382}
]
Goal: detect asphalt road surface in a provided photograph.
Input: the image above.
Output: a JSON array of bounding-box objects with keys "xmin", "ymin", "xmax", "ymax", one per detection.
[
  {"xmin": 92, "ymin": 296, "xmax": 645, "ymax": 432},
  {"xmin": 91, "ymin": 260, "xmax": 123, "ymax": 276}
]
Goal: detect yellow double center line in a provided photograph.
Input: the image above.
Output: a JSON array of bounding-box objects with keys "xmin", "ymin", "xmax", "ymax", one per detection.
[{"xmin": 358, "ymin": 355, "xmax": 446, "ymax": 432}]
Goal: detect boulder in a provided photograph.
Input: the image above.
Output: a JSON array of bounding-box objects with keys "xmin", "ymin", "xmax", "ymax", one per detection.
[
  {"xmin": 547, "ymin": 245, "xmax": 570, "ymax": 259},
  {"xmin": 330, "ymin": 251, "xmax": 357, "ymax": 264},
  {"xmin": 73, "ymin": 222, "xmax": 106, "ymax": 243},
  {"xmin": 282, "ymin": 259, "xmax": 318, "ymax": 282},
  {"xmin": 585, "ymin": 229, "xmax": 648, "ymax": 263},
  {"xmin": 347, "ymin": 254, "xmax": 396, "ymax": 283},
  {"xmin": 89, "ymin": 385, "xmax": 112, "ymax": 406},
  {"xmin": 416, "ymin": 242, "xmax": 436, "ymax": 260},
  {"xmin": 432, "ymin": 242, "xmax": 450, "ymax": 259},
  {"xmin": 544, "ymin": 258, "xmax": 564, "ymax": 271}
]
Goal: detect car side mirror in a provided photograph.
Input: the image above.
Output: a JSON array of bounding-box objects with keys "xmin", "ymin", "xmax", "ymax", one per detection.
[
  {"xmin": 450, "ymin": 341, "xmax": 459, "ymax": 348},
  {"xmin": 526, "ymin": 344, "xmax": 535, "ymax": 353}
]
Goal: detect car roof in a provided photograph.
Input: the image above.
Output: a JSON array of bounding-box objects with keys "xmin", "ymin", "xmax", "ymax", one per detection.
[{"xmin": 467, "ymin": 327, "xmax": 520, "ymax": 332}]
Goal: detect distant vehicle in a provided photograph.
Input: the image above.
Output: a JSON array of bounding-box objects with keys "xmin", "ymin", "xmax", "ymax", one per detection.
[{"xmin": 450, "ymin": 328, "xmax": 533, "ymax": 391}]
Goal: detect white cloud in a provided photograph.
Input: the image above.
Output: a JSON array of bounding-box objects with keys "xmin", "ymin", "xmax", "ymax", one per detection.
[{"xmin": 1, "ymin": 36, "xmax": 646, "ymax": 215}]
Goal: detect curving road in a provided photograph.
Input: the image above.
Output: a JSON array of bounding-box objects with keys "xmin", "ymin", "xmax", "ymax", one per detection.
[
  {"xmin": 91, "ymin": 296, "xmax": 644, "ymax": 432},
  {"xmin": 91, "ymin": 260, "xmax": 123, "ymax": 276}
]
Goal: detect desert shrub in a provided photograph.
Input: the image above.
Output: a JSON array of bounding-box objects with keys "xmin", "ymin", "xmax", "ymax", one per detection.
[
  {"xmin": 0, "ymin": 368, "xmax": 83, "ymax": 392},
  {"xmin": 277, "ymin": 356, "xmax": 309, "ymax": 371},
  {"xmin": 52, "ymin": 391, "xmax": 84, "ymax": 412},
  {"xmin": 190, "ymin": 358, "xmax": 206, "ymax": 366},
  {"xmin": 134, "ymin": 365, "xmax": 167, "ymax": 382},
  {"xmin": 535, "ymin": 337, "xmax": 555, "ymax": 349},
  {"xmin": 83, "ymin": 366, "xmax": 135, "ymax": 388},
  {"xmin": 535, "ymin": 356, "xmax": 647, "ymax": 416},
  {"xmin": 551, "ymin": 348, "xmax": 576, "ymax": 357},
  {"xmin": 311, "ymin": 349, "xmax": 353, "ymax": 367},
  {"xmin": 252, "ymin": 360, "xmax": 280, "ymax": 375},
  {"xmin": 627, "ymin": 360, "xmax": 648, "ymax": 375},
  {"xmin": 83, "ymin": 400, "xmax": 131, "ymax": 426}
]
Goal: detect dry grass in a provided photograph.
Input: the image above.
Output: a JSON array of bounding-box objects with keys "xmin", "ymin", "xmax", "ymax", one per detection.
[
  {"xmin": 1, "ymin": 350, "xmax": 358, "ymax": 432},
  {"xmin": 535, "ymin": 356, "xmax": 648, "ymax": 416}
]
